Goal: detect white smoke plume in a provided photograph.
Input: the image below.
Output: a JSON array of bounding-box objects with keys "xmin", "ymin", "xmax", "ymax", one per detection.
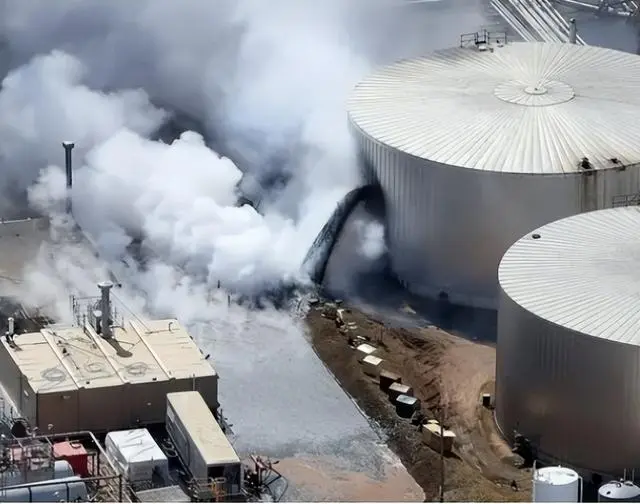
[
  {"xmin": 0, "ymin": 0, "xmax": 486, "ymax": 463},
  {"xmin": 0, "ymin": 0, "xmax": 486, "ymax": 313}
]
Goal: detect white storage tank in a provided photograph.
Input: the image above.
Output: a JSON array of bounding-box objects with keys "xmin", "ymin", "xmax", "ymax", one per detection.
[
  {"xmin": 496, "ymin": 207, "xmax": 640, "ymax": 474},
  {"xmin": 0, "ymin": 476, "xmax": 88, "ymax": 502},
  {"xmin": 533, "ymin": 466, "xmax": 581, "ymax": 502},
  {"xmin": 599, "ymin": 481, "xmax": 640, "ymax": 502},
  {"xmin": 348, "ymin": 37, "xmax": 640, "ymax": 309}
]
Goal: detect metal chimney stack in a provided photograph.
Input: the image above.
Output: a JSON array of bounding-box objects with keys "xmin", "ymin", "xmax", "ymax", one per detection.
[
  {"xmin": 97, "ymin": 281, "xmax": 113, "ymax": 339},
  {"xmin": 62, "ymin": 141, "xmax": 75, "ymax": 215},
  {"xmin": 569, "ymin": 18, "xmax": 577, "ymax": 44}
]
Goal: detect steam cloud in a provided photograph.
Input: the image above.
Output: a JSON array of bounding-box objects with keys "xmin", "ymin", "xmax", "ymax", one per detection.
[
  {"xmin": 0, "ymin": 0, "xmax": 485, "ymax": 313},
  {"xmin": 0, "ymin": 0, "xmax": 486, "ymax": 458}
]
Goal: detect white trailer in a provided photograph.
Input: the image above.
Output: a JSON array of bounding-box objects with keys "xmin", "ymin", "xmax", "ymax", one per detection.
[{"xmin": 166, "ymin": 391, "xmax": 243, "ymax": 499}]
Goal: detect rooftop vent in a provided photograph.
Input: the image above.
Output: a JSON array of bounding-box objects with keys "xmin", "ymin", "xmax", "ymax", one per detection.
[{"xmin": 97, "ymin": 281, "xmax": 113, "ymax": 339}]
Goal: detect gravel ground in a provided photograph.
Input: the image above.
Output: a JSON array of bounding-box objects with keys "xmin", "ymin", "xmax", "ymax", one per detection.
[
  {"xmin": 190, "ymin": 301, "xmax": 423, "ymax": 502},
  {"xmin": 306, "ymin": 302, "xmax": 533, "ymax": 502}
]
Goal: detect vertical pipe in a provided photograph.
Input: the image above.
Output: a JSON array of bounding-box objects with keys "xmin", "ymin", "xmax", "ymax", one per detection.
[
  {"xmin": 439, "ymin": 407, "xmax": 445, "ymax": 502},
  {"xmin": 569, "ymin": 18, "xmax": 577, "ymax": 43},
  {"xmin": 62, "ymin": 142, "xmax": 75, "ymax": 215},
  {"xmin": 97, "ymin": 281, "xmax": 113, "ymax": 339}
]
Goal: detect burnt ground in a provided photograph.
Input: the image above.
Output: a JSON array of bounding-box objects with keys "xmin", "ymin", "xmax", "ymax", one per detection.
[{"xmin": 306, "ymin": 303, "xmax": 532, "ymax": 502}]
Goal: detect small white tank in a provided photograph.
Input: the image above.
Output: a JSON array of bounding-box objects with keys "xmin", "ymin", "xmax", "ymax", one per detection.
[
  {"xmin": 0, "ymin": 476, "xmax": 88, "ymax": 502},
  {"xmin": 598, "ymin": 481, "xmax": 640, "ymax": 502},
  {"xmin": 533, "ymin": 466, "xmax": 581, "ymax": 502}
]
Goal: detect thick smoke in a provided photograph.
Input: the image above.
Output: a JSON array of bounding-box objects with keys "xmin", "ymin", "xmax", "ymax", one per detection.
[{"xmin": 0, "ymin": 0, "xmax": 486, "ymax": 461}]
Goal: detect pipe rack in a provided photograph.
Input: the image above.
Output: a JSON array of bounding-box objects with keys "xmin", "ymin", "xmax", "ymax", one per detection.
[{"xmin": 489, "ymin": 0, "xmax": 588, "ymax": 43}]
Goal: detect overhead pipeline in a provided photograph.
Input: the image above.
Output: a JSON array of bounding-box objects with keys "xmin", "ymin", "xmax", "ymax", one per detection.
[{"xmin": 302, "ymin": 184, "xmax": 382, "ymax": 286}]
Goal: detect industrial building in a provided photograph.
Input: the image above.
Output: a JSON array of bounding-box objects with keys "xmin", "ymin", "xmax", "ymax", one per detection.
[
  {"xmin": 348, "ymin": 37, "xmax": 640, "ymax": 309},
  {"xmin": 0, "ymin": 282, "xmax": 218, "ymax": 434},
  {"xmin": 495, "ymin": 206, "xmax": 640, "ymax": 475}
]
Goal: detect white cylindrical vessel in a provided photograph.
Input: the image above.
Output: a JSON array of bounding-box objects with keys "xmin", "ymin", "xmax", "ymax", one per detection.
[
  {"xmin": 1, "ymin": 460, "xmax": 74, "ymax": 488},
  {"xmin": 496, "ymin": 207, "xmax": 640, "ymax": 474},
  {"xmin": 598, "ymin": 481, "xmax": 640, "ymax": 502},
  {"xmin": 0, "ymin": 476, "xmax": 88, "ymax": 502},
  {"xmin": 348, "ymin": 40, "xmax": 640, "ymax": 309},
  {"xmin": 533, "ymin": 466, "xmax": 580, "ymax": 502}
]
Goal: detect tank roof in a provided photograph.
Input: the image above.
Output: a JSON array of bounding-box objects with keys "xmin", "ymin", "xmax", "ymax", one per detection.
[
  {"xmin": 0, "ymin": 318, "xmax": 216, "ymax": 393},
  {"xmin": 599, "ymin": 481, "xmax": 640, "ymax": 499},
  {"xmin": 499, "ymin": 206, "xmax": 640, "ymax": 345},
  {"xmin": 348, "ymin": 41, "xmax": 640, "ymax": 174},
  {"xmin": 535, "ymin": 466, "xmax": 579, "ymax": 485}
]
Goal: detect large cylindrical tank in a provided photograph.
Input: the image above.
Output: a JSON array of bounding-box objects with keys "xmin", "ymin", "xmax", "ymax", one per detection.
[
  {"xmin": 496, "ymin": 207, "xmax": 640, "ymax": 474},
  {"xmin": 0, "ymin": 476, "xmax": 88, "ymax": 502},
  {"xmin": 533, "ymin": 466, "xmax": 580, "ymax": 502},
  {"xmin": 599, "ymin": 481, "xmax": 640, "ymax": 502},
  {"xmin": 347, "ymin": 39, "xmax": 640, "ymax": 309}
]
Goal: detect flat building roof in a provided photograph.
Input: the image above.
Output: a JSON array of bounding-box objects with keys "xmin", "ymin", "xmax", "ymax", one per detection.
[{"xmin": 1, "ymin": 318, "xmax": 216, "ymax": 394}]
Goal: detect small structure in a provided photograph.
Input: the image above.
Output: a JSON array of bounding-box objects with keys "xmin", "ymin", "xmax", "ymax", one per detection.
[
  {"xmin": 166, "ymin": 391, "xmax": 243, "ymax": 500},
  {"xmin": 379, "ymin": 370, "xmax": 401, "ymax": 392},
  {"xmin": 422, "ymin": 422, "xmax": 456, "ymax": 454},
  {"xmin": 395, "ymin": 394, "xmax": 420, "ymax": 418},
  {"xmin": 53, "ymin": 441, "xmax": 89, "ymax": 477},
  {"xmin": 532, "ymin": 466, "xmax": 581, "ymax": 502},
  {"xmin": 361, "ymin": 355, "xmax": 383, "ymax": 377},
  {"xmin": 355, "ymin": 343, "xmax": 377, "ymax": 361},
  {"xmin": 105, "ymin": 428, "xmax": 169, "ymax": 484},
  {"xmin": 598, "ymin": 481, "xmax": 640, "ymax": 502},
  {"xmin": 388, "ymin": 382, "xmax": 413, "ymax": 402}
]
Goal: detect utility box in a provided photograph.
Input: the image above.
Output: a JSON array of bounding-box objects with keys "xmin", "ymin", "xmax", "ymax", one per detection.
[{"xmin": 422, "ymin": 422, "xmax": 456, "ymax": 454}]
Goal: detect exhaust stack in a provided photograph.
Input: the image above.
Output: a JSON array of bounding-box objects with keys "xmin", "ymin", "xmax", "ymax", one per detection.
[
  {"xmin": 62, "ymin": 141, "xmax": 75, "ymax": 215},
  {"xmin": 569, "ymin": 18, "xmax": 577, "ymax": 44},
  {"xmin": 97, "ymin": 281, "xmax": 113, "ymax": 339}
]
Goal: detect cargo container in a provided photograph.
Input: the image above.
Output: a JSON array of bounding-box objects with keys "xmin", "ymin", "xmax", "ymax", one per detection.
[{"xmin": 166, "ymin": 392, "xmax": 243, "ymax": 499}]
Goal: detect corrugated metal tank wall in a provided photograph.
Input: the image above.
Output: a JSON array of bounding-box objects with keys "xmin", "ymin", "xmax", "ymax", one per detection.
[
  {"xmin": 353, "ymin": 128, "xmax": 640, "ymax": 308},
  {"xmin": 495, "ymin": 287, "xmax": 640, "ymax": 475}
]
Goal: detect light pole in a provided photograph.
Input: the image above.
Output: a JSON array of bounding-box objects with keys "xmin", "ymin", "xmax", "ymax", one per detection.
[{"xmin": 438, "ymin": 404, "xmax": 446, "ymax": 502}]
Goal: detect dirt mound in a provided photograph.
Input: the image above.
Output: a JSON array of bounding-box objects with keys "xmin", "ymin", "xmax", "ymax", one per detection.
[{"xmin": 306, "ymin": 303, "xmax": 532, "ymax": 501}]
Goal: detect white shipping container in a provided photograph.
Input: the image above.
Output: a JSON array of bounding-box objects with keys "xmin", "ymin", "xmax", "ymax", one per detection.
[
  {"xmin": 166, "ymin": 392, "xmax": 243, "ymax": 498},
  {"xmin": 105, "ymin": 428, "xmax": 169, "ymax": 483}
]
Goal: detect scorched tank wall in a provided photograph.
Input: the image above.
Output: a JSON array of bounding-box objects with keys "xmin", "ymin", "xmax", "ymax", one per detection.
[
  {"xmin": 495, "ymin": 287, "xmax": 640, "ymax": 475},
  {"xmin": 353, "ymin": 129, "xmax": 640, "ymax": 308}
]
